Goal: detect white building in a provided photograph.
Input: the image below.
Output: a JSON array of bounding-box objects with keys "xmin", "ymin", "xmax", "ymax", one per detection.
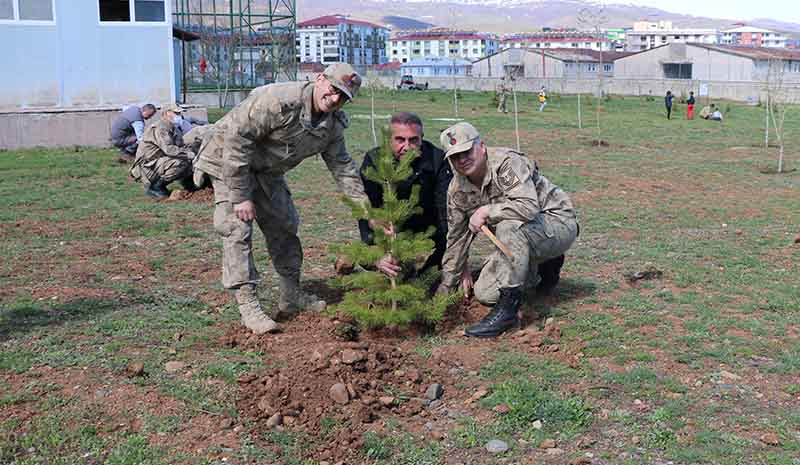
[
  {"xmin": 296, "ymin": 14, "xmax": 388, "ymax": 66},
  {"xmin": 388, "ymin": 29, "xmax": 498, "ymax": 63},
  {"xmin": 400, "ymin": 57, "xmax": 472, "ymax": 77},
  {"xmin": 626, "ymin": 20, "xmax": 719, "ymax": 51},
  {"xmin": 501, "ymin": 31, "xmax": 612, "ymax": 52},
  {"xmin": 721, "ymin": 26, "xmax": 787, "ymax": 48}
]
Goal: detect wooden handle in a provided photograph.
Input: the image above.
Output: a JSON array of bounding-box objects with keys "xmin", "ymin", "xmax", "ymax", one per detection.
[{"xmin": 480, "ymin": 225, "xmax": 514, "ymax": 260}]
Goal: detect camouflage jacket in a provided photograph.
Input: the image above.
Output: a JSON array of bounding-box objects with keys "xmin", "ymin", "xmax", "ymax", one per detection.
[
  {"xmin": 440, "ymin": 147, "xmax": 577, "ymax": 288},
  {"xmin": 130, "ymin": 119, "xmax": 192, "ymax": 180},
  {"xmin": 194, "ymin": 81, "xmax": 367, "ymax": 205}
]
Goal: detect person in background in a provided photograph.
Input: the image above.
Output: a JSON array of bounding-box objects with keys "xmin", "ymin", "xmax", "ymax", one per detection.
[
  {"xmin": 538, "ymin": 87, "xmax": 548, "ymax": 112},
  {"xmin": 664, "ymin": 91, "xmax": 674, "ymax": 120},
  {"xmin": 686, "ymin": 91, "xmax": 696, "ymax": 120},
  {"xmin": 111, "ymin": 104, "xmax": 156, "ymax": 163},
  {"xmin": 709, "ymin": 107, "xmax": 724, "ymax": 122},
  {"xmin": 699, "ymin": 103, "xmax": 715, "ymax": 120}
]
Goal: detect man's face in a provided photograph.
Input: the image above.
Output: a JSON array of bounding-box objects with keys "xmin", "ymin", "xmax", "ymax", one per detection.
[
  {"xmin": 313, "ymin": 74, "xmax": 347, "ymax": 114},
  {"xmin": 450, "ymin": 141, "xmax": 486, "ymax": 179},
  {"xmin": 143, "ymin": 108, "xmax": 155, "ymax": 119},
  {"xmin": 390, "ymin": 123, "xmax": 422, "ymax": 159}
]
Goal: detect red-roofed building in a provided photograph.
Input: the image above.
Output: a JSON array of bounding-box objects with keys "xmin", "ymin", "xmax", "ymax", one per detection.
[
  {"xmin": 297, "ymin": 14, "xmax": 388, "ymax": 66},
  {"xmin": 501, "ymin": 31, "xmax": 611, "ymax": 52},
  {"xmin": 387, "ymin": 28, "xmax": 499, "ymax": 63}
]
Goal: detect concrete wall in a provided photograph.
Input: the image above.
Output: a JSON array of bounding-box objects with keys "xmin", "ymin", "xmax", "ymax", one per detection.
[
  {"xmin": 614, "ymin": 43, "xmax": 758, "ymax": 82},
  {"xmin": 0, "ymin": 0, "xmax": 175, "ymax": 111},
  {"xmin": 473, "ymin": 49, "xmax": 565, "ymax": 79},
  {"xmin": 0, "ymin": 107, "xmax": 207, "ymax": 150}
]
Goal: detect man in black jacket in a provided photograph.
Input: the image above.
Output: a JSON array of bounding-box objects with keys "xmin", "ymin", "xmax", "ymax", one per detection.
[{"xmin": 358, "ymin": 112, "xmax": 452, "ymax": 278}]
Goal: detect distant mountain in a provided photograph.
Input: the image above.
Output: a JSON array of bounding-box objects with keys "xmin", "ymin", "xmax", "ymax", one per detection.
[
  {"xmin": 382, "ymin": 15, "xmax": 435, "ymax": 30},
  {"xmin": 295, "ymin": 0, "xmax": 800, "ymax": 36}
]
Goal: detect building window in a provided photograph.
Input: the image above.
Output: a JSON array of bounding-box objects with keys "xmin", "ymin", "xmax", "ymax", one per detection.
[
  {"xmin": 1, "ymin": 0, "xmax": 55, "ymax": 22},
  {"xmin": 663, "ymin": 63, "xmax": 692, "ymax": 79},
  {"xmin": 99, "ymin": 0, "xmax": 165, "ymax": 23},
  {"xmin": 603, "ymin": 63, "xmax": 612, "ymax": 72}
]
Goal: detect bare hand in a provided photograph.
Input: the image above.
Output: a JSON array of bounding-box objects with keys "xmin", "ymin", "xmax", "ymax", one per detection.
[
  {"xmin": 369, "ymin": 219, "xmax": 394, "ymax": 236},
  {"xmin": 460, "ymin": 268, "xmax": 474, "ymax": 298},
  {"xmin": 468, "ymin": 206, "xmax": 491, "ymax": 234},
  {"xmin": 234, "ymin": 200, "xmax": 256, "ymax": 222},
  {"xmin": 375, "ymin": 254, "xmax": 401, "ymax": 278}
]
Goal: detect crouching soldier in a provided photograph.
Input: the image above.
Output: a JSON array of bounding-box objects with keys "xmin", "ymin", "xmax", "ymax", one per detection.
[
  {"xmin": 436, "ymin": 122, "xmax": 579, "ymax": 338},
  {"xmin": 130, "ymin": 104, "xmax": 196, "ymax": 199}
]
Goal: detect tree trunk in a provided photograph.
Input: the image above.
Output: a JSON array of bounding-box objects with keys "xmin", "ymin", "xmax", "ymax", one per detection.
[
  {"xmin": 513, "ymin": 89, "xmax": 520, "ymax": 151},
  {"xmin": 577, "ymin": 93, "xmax": 582, "ymax": 129},
  {"xmin": 764, "ymin": 92, "xmax": 770, "ymax": 148},
  {"xmin": 370, "ymin": 87, "xmax": 377, "ymax": 146}
]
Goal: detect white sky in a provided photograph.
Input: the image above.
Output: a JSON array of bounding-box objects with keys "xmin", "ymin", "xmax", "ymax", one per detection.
[{"xmin": 623, "ymin": 0, "xmax": 800, "ymax": 24}]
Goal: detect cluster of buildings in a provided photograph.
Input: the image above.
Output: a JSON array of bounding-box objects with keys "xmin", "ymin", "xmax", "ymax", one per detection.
[{"xmin": 295, "ymin": 15, "xmax": 795, "ymax": 72}]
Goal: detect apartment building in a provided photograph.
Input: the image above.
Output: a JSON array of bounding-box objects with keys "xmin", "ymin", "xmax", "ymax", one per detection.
[
  {"xmin": 626, "ymin": 20, "xmax": 719, "ymax": 51},
  {"xmin": 501, "ymin": 31, "xmax": 612, "ymax": 52},
  {"xmin": 387, "ymin": 29, "xmax": 498, "ymax": 63},
  {"xmin": 297, "ymin": 14, "xmax": 388, "ymax": 66},
  {"xmin": 721, "ymin": 25, "xmax": 787, "ymax": 48}
]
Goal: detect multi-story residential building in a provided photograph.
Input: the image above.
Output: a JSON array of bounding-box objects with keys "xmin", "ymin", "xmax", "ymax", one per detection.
[
  {"xmin": 500, "ymin": 31, "xmax": 612, "ymax": 52},
  {"xmin": 626, "ymin": 20, "xmax": 719, "ymax": 51},
  {"xmin": 721, "ymin": 25, "xmax": 787, "ymax": 48},
  {"xmin": 296, "ymin": 14, "xmax": 388, "ymax": 66},
  {"xmin": 387, "ymin": 28, "xmax": 498, "ymax": 63}
]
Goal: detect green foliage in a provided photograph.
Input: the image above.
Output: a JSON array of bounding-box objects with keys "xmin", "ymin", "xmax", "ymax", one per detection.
[{"xmin": 331, "ymin": 128, "xmax": 456, "ymax": 328}]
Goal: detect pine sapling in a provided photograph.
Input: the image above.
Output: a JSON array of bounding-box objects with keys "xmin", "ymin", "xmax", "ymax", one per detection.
[{"xmin": 331, "ymin": 128, "xmax": 456, "ymax": 328}]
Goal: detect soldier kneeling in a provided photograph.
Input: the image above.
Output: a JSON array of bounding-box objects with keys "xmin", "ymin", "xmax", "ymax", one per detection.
[
  {"xmin": 130, "ymin": 104, "xmax": 196, "ymax": 199},
  {"xmin": 436, "ymin": 122, "xmax": 579, "ymax": 338}
]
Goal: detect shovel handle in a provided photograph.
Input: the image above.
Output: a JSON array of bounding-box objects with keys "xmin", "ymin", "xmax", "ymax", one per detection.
[{"xmin": 480, "ymin": 225, "xmax": 514, "ymax": 260}]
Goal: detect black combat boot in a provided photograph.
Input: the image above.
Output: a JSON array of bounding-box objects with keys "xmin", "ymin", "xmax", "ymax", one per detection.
[
  {"xmin": 465, "ymin": 287, "xmax": 522, "ymax": 338},
  {"xmin": 536, "ymin": 254, "xmax": 565, "ymax": 296},
  {"xmin": 145, "ymin": 178, "xmax": 170, "ymax": 199},
  {"xmin": 179, "ymin": 175, "xmax": 199, "ymax": 193}
]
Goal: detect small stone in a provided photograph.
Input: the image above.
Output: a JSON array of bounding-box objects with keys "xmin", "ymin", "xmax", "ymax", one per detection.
[
  {"xmin": 407, "ymin": 368, "xmax": 422, "ymax": 383},
  {"xmin": 329, "ymin": 383, "xmax": 350, "ymax": 404},
  {"xmin": 493, "ymin": 404, "xmax": 510, "ymax": 414},
  {"xmin": 164, "ymin": 361, "xmax": 186, "ymax": 373},
  {"xmin": 760, "ymin": 432, "xmax": 780, "ymax": 445},
  {"xmin": 545, "ymin": 317, "xmax": 555, "ymax": 327},
  {"xmin": 283, "ymin": 416, "xmax": 295, "ymax": 425},
  {"xmin": 341, "ymin": 349, "xmax": 365, "ymax": 365},
  {"xmin": 735, "ymin": 229, "xmax": 743, "ymax": 235},
  {"xmin": 532, "ymin": 419, "xmax": 543, "ymax": 430},
  {"xmin": 125, "ymin": 362, "xmax": 145, "ymax": 378},
  {"xmin": 378, "ymin": 396, "xmax": 395, "ymax": 406},
  {"xmin": 346, "ymin": 383, "xmax": 357, "ymax": 399},
  {"xmin": 257, "ymin": 396, "xmax": 275, "ymax": 414},
  {"xmin": 424, "ymin": 421, "xmax": 434, "ymax": 431},
  {"xmin": 719, "ymin": 370, "xmax": 742, "ymax": 381},
  {"xmin": 465, "ymin": 388, "xmax": 489, "ymax": 404},
  {"xmin": 571, "ymin": 457, "xmax": 592, "ymax": 465},
  {"xmin": 540, "ymin": 438, "xmax": 556, "ymax": 449},
  {"xmin": 266, "ymin": 412, "xmax": 283, "ymax": 428},
  {"xmin": 485, "ymin": 439, "xmax": 509, "ymax": 453},
  {"xmin": 219, "ymin": 418, "xmax": 234, "ymax": 430},
  {"xmin": 794, "ymin": 234, "xmax": 800, "ymax": 244},
  {"xmin": 631, "ymin": 436, "xmax": 641, "ymax": 445},
  {"xmin": 448, "ymin": 367, "xmax": 463, "ymax": 376},
  {"xmin": 547, "ymin": 448, "xmax": 564, "ymax": 455},
  {"xmin": 361, "ymin": 396, "xmax": 375, "ymax": 405},
  {"xmin": 429, "ymin": 430, "xmax": 444, "ymax": 441},
  {"xmin": 425, "ymin": 383, "xmax": 444, "ymax": 401}
]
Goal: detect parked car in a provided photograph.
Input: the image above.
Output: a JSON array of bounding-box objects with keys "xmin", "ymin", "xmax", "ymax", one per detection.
[{"xmin": 397, "ymin": 74, "xmax": 428, "ymax": 90}]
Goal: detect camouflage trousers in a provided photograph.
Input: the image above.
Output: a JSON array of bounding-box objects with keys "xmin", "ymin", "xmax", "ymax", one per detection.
[
  {"xmin": 211, "ymin": 175, "xmax": 302, "ymax": 289},
  {"xmin": 474, "ymin": 214, "xmax": 578, "ymax": 305},
  {"xmin": 497, "ymin": 93, "xmax": 508, "ymax": 112},
  {"xmin": 132, "ymin": 156, "xmax": 192, "ymax": 186}
]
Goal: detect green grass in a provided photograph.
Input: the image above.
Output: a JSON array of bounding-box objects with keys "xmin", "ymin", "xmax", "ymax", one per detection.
[{"xmin": 1, "ymin": 89, "xmax": 799, "ymax": 464}]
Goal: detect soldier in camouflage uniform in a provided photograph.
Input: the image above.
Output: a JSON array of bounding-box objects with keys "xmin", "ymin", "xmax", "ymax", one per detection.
[
  {"xmin": 193, "ymin": 63, "xmax": 368, "ymax": 335},
  {"xmin": 496, "ymin": 77, "xmax": 510, "ymax": 113},
  {"xmin": 436, "ymin": 122, "xmax": 579, "ymax": 338},
  {"xmin": 129, "ymin": 104, "xmax": 196, "ymax": 199}
]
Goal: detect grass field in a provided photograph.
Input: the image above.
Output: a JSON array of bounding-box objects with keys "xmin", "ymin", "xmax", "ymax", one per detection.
[{"xmin": 1, "ymin": 89, "xmax": 799, "ymax": 465}]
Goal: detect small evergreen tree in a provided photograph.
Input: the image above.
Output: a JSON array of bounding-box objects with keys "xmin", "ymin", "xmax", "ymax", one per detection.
[{"xmin": 331, "ymin": 128, "xmax": 455, "ymax": 328}]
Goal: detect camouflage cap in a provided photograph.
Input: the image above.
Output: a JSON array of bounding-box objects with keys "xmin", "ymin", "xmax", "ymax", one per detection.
[
  {"xmin": 323, "ymin": 63, "xmax": 362, "ymax": 101},
  {"xmin": 162, "ymin": 103, "xmax": 184, "ymax": 113},
  {"xmin": 440, "ymin": 122, "xmax": 481, "ymax": 159}
]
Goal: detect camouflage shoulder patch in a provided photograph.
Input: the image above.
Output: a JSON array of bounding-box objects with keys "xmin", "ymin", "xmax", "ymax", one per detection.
[
  {"xmin": 334, "ymin": 110, "xmax": 350, "ymax": 129},
  {"xmin": 496, "ymin": 159, "xmax": 521, "ymax": 191}
]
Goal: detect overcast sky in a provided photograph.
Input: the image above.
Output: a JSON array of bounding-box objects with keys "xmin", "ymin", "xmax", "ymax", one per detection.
[{"xmin": 625, "ymin": 0, "xmax": 800, "ymax": 24}]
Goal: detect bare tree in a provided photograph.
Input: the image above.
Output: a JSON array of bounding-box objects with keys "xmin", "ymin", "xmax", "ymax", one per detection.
[
  {"xmin": 201, "ymin": 32, "xmax": 241, "ymax": 108},
  {"xmin": 765, "ymin": 58, "xmax": 795, "ymax": 173},
  {"xmin": 578, "ymin": 4, "xmax": 608, "ymax": 144},
  {"xmin": 365, "ymin": 71, "xmax": 387, "ymax": 147}
]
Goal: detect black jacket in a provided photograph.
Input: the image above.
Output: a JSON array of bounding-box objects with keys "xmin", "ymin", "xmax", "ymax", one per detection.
[{"xmin": 358, "ymin": 140, "xmax": 452, "ymax": 273}]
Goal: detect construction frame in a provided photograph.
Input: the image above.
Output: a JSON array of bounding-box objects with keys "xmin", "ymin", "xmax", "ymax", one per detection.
[{"xmin": 172, "ymin": 0, "xmax": 297, "ymax": 97}]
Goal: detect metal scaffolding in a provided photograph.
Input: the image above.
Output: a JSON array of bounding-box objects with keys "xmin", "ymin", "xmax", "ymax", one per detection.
[{"xmin": 172, "ymin": 0, "xmax": 297, "ymax": 95}]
